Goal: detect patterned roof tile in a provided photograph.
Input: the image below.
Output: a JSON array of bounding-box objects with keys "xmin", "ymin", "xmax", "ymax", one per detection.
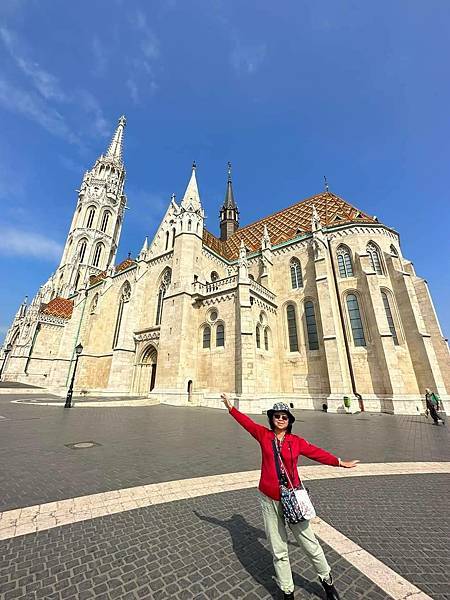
[
  {"xmin": 40, "ymin": 297, "xmax": 74, "ymax": 319},
  {"xmin": 203, "ymin": 191, "xmax": 377, "ymax": 259}
]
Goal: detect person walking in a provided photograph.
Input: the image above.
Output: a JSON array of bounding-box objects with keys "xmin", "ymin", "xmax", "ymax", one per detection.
[
  {"xmin": 425, "ymin": 388, "xmax": 444, "ymax": 425},
  {"xmin": 221, "ymin": 394, "xmax": 359, "ymax": 600}
]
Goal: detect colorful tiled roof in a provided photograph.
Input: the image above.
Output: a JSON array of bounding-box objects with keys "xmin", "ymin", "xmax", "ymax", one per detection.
[
  {"xmin": 89, "ymin": 258, "xmax": 136, "ymax": 286},
  {"xmin": 40, "ymin": 297, "xmax": 74, "ymax": 319},
  {"xmin": 203, "ymin": 191, "xmax": 377, "ymax": 260}
]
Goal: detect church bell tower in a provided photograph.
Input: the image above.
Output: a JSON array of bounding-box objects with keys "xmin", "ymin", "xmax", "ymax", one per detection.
[
  {"xmin": 54, "ymin": 115, "xmax": 128, "ymax": 297},
  {"xmin": 219, "ymin": 162, "xmax": 239, "ymax": 241}
]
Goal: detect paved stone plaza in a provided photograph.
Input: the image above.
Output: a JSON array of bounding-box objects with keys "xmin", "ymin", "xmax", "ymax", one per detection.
[{"xmin": 0, "ymin": 394, "xmax": 449, "ymax": 599}]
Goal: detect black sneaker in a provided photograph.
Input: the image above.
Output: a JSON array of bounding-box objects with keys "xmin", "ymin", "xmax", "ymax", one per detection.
[
  {"xmin": 283, "ymin": 593, "xmax": 294, "ymax": 600},
  {"xmin": 320, "ymin": 575, "xmax": 341, "ymax": 599}
]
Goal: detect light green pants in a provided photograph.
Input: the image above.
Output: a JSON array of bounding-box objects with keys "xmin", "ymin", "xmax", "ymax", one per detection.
[{"xmin": 259, "ymin": 491, "xmax": 331, "ymax": 594}]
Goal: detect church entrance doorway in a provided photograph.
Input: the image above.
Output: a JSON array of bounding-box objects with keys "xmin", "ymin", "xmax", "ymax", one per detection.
[{"xmin": 134, "ymin": 345, "xmax": 158, "ymax": 394}]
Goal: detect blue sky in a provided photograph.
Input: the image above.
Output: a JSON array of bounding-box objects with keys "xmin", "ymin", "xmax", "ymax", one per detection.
[{"xmin": 0, "ymin": 0, "xmax": 449, "ymax": 343}]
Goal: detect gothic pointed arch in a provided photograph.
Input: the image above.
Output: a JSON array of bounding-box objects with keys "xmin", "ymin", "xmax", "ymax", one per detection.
[
  {"xmin": 290, "ymin": 258, "xmax": 303, "ymax": 289},
  {"xmin": 155, "ymin": 268, "xmax": 172, "ymax": 326},
  {"xmin": 285, "ymin": 302, "xmax": 299, "ymax": 352},
  {"xmin": 100, "ymin": 210, "xmax": 112, "ymax": 233},
  {"xmin": 202, "ymin": 324, "xmax": 211, "ymax": 348},
  {"xmin": 85, "ymin": 206, "xmax": 96, "ymax": 228},
  {"xmin": 112, "ymin": 281, "xmax": 131, "ymax": 348},
  {"xmin": 92, "ymin": 243, "xmax": 104, "ymax": 268},
  {"xmin": 380, "ymin": 288, "xmax": 400, "ymax": 345},
  {"xmin": 336, "ymin": 244, "xmax": 353, "ymax": 278},
  {"xmin": 367, "ymin": 241, "xmax": 383, "ymax": 275},
  {"xmin": 345, "ymin": 291, "xmax": 367, "ymax": 347}
]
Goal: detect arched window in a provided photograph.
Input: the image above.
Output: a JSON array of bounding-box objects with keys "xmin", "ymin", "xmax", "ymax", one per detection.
[
  {"xmin": 381, "ymin": 291, "xmax": 399, "ymax": 345},
  {"xmin": 165, "ymin": 231, "xmax": 170, "ymax": 251},
  {"xmin": 304, "ymin": 301, "xmax": 319, "ymax": 350},
  {"xmin": 211, "ymin": 271, "xmax": 219, "ymax": 282},
  {"xmin": 337, "ymin": 246, "xmax": 353, "ymax": 278},
  {"xmin": 78, "ymin": 240, "xmax": 87, "ymax": 262},
  {"xmin": 93, "ymin": 243, "xmax": 103, "ymax": 267},
  {"xmin": 390, "ymin": 244, "xmax": 399, "ymax": 257},
  {"xmin": 367, "ymin": 242, "xmax": 383, "ymax": 275},
  {"xmin": 346, "ymin": 294, "xmax": 366, "ymax": 347},
  {"xmin": 100, "ymin": 211, "xmax": 111, "ymax": 233},
  {"xmin": 264, "ymin": 327, "xmax": 269, "ymax": 351},
  {"xmin": 171, "ymin": 227, "xmax": 176, "ymax": 247},
  {"xmin": 112, "ymin": 282, "xmax": 131, "ymax": 348},
  {"xmin": 290, "ymin": 258, "xmax": 303, "ymax": 289},
  {"xmin": 74, "ymin": 271, "xmax": 81, "ymax": 290},
  {"xmin": 155, "ymin": 269, "xmax": 171, "ymax": 326},
  {"xmin": 256, "ymin": 324, "xmax": 261, "ymax": 348},
  {"xmin": 188, "ymin": 220, "xmax": 192, "ymax": 232},
  {"xmin": 86, "ymin": 207, "xmax": 96, "ymax": 228},
  {"xmin": 202, "ymin": 325, "xmax": 211, "ymax": 348},
  {"xmin": 216, "ymin": 323, "xmax": 225, "ymax": 347},
  {"xmin": 286, "ymin": 304, "xmax": 299, "ymax": 352}
]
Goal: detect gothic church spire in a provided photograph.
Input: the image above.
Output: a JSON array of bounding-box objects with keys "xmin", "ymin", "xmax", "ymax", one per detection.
[
  {"xmin": 220, "ymin": 162, "xmax": 239, "ymax": 241},
  {"xmin": 106, "ymin": 115, "xmax": 126, "ymax": 162}
]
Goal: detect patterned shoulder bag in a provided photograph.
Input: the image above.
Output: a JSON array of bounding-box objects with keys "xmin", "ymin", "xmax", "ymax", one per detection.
[{"xmin": 272, "ymin": 438, "xmax": 316, "ymax": 523}]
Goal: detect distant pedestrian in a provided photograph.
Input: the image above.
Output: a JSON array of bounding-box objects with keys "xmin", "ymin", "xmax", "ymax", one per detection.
[
  {"xmin": 221, "ymin": 393, "xmax": 359, "ymax": 600},
  {"xmin": 425, "ymin": 388, "xmax": 444, "ymax": 425}
]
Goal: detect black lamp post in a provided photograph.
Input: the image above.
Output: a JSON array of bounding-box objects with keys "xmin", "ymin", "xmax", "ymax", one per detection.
[
  {"xmin": 64, "ymin": 343, "xmax": 83, "ymax": 408},
  {"xmin": 0, "ymin": 343, "xmax": 13, "ymax": 380}
]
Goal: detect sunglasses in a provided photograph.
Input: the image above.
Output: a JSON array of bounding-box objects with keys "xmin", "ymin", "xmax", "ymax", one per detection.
[{"xmin": 273, "ymin": 413, "xmax": 289, "ymax": 421}]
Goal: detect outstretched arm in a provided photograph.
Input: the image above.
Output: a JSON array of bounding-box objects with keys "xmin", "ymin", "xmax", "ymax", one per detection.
[
  {"xmin": 221, "ymin": 393, "xmax": 265, "ymax": 442},
  {"xmin": 299, "ymin": 439, "xmax": 359, "ymax": 468}
]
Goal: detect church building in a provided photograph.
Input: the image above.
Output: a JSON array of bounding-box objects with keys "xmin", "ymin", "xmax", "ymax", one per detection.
[{"xmin": 1, "ymin": 116, "xmax": 449, "ymax": 414}]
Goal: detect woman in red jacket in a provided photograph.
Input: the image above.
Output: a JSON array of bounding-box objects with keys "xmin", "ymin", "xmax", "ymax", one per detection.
[{"xmin": 221, "ymin": 394, "xmax": 359, "ymax": 600}]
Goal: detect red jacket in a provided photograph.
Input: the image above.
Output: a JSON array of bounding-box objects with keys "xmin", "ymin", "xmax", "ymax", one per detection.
[{"xmin": 230, "ymin": 407, "xmax": 340, "ymax": 500}]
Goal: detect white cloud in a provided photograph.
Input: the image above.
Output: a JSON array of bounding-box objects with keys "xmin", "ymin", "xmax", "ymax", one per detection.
[
  {"xmin": 230, "ymin": 38, "xmax": 267, "ymax": 75},
  {"xmin": 126, "ymin": 11, "xmax": 160, "ymax": 103},
  {"xmin": 0, "ymin": 78, "xmax": 80, "ymax": 145},
  {"xmin": 0, "ymin": 27, "xmax": 66, "ymax": 101},
  {"xmin": 126, "ymin": 78, "xmax": 139, "ymax": 104},
  {"xmin": 0, "ymin": 226, "xmax": 63, "ymax": 261},
  {"xmin": 92, "ymin": 36, "xmax": 108, "ymax": 75},
  {"xmin": 59, "ymin": 155, "xmax": 83, "ymax": 174},
  {"xmin": 76, "ymin": 90, "xmax": 109, "ymax": 136},
  {"xmin": 0, "ymin": 27, "xmax": 110, "ymax": 144}
]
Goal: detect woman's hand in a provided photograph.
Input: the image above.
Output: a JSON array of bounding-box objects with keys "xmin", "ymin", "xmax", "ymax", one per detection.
[
  {"xmin": 220, "ymin": 393, "xmax": 233, "ymax": 411},
  {"xmin": 340, "ymin": 460, "xmax": 360, "ymax": 468}
]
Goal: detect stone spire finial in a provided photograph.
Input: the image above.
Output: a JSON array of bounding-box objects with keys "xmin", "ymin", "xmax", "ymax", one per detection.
[
  {"xmin": 238, "ymin": 239, "xmax": 249, "ymax": 282},
  {"xmin": 181, "ymin": 163, "xmax": 201, "ymax": 211},
  {"xmin": 106, "ymin": 115, "xmax": 126, "ymax": 161},
  {"xmin": 140, "ymin": 237, "xmax": 148, "ymax": 254},
  {"xmin": 262, "ymin": 224, "xmax": 271, "ymax": 250},
  {"xmin": 311, "ymin": 205, "xmax": 322, "ymax": 232},
  {"xmin": 223, "ymin": 162, "xmax": 237, "ymax": 209}
]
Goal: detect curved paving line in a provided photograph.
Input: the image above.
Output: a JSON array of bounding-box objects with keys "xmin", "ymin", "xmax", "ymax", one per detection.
[{"xmin": 2, "ymin": 462, "xmax": 448, "ymax": 599}]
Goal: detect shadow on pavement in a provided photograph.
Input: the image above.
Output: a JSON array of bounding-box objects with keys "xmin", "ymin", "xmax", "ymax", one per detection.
[{"xmin": 194, "ymin": 510, "xmax": 324, "ymax": 599}]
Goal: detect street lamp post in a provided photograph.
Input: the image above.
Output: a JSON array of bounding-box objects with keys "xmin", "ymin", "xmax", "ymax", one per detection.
[
  {"xmin": 0, "ymin": 343, "xmax": 13, "ymax": 380},
  {"xmin": 64, "ymin": 343, "xmax": 83, "ymax": 408}
]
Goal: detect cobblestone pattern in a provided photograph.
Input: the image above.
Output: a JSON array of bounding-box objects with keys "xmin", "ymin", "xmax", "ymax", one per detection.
[
  {"xmin": 311, "ymin": 473, "xmax": 450, "ymax": 600},
  {"xmin": 1, "ymin": 397, "xmax": 448, "ymax": 511},
  {"xmin": 0, "ymin": 488, "xmax": 391, "ymax": 600}
]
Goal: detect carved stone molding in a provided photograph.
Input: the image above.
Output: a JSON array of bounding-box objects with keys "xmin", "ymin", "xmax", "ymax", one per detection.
[{"xmin": 134, "ymin": 327, "xmax": 161, "ymax": 343}]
